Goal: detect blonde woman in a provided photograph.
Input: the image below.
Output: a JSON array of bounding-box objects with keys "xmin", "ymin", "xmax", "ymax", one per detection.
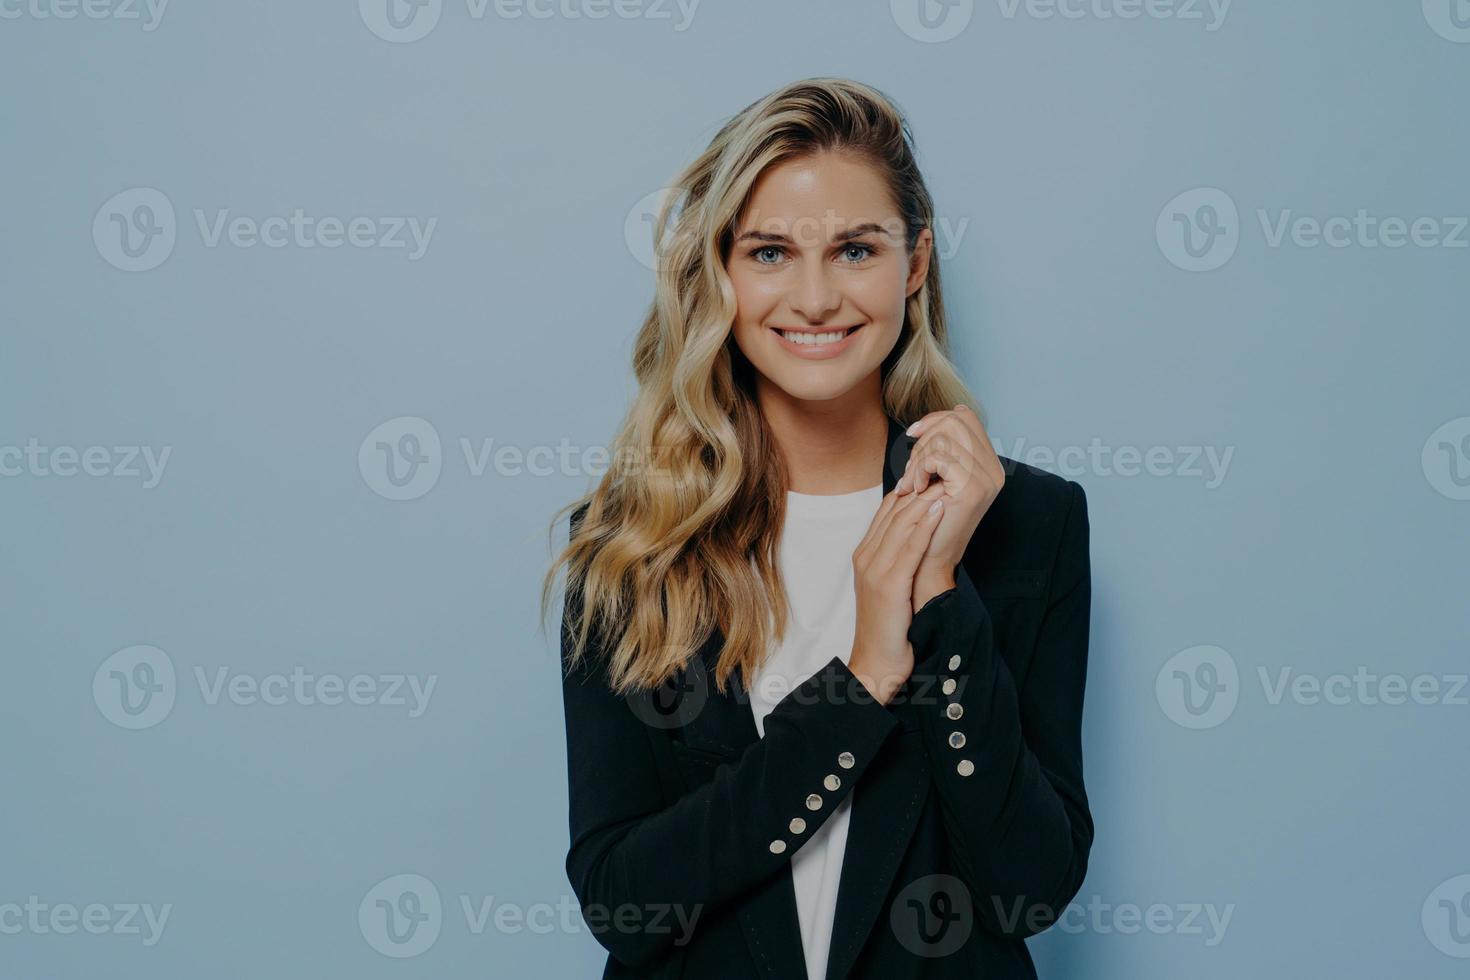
[{"xmin": 545, "ymin": 77, "xmax": 1093, "ymax": 979}]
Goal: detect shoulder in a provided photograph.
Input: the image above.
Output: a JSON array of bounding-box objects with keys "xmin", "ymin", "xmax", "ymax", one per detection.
[{"xmin": 964, "ymin": 456, "xmax": 1089, "ymax": 589}]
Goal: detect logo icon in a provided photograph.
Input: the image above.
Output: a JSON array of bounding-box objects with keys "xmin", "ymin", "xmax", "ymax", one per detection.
[
  {"xmin": 359, "ymin": 0, "xmax": 442, "ymax": 43},
  {"xmin": 1423, "ymin": 0, "xmax": 1470, "ymax": 43},
  {"xmin": 93, "ymin": 645, "xmax": 176, "ymax": 729},
  {"xmin": 1156, "ymin": 644, "xmax": 1238, "ymax": 729},
  {"xmin": 1422, "ymin": 417, "xmax": 1470, "ymax": 500},
  {"xmin": 1156, "ymin": 188, "xmax": 1239, "ymax": 272},
  {"xmin": 93, "ymin": 188, "xmax": 177, "ymax": 272},
  {"xmin": 359, "ymin": 416, "xmax": 442, "ymax": 501},
  {"xmin": 1423, "ymin": 874, "xmax": 1470, "ymax": 957},
  {"xmin": 624, "ymin": 187, "xmax": 685, "ymax": 273},
  {"xmin": 890, "ymin": 874, "xmax": 973, "ymax": 957},
  {"xmin": 890, "ymin": 0, "xmax": 974, "ymax": 43},
  {"xmin": 359, "ymin": 873, "xmax": 442, "ymax": 957},
  {"xmin": 628, "ymin": 652, "xmax": 711, "ymax": 730}
]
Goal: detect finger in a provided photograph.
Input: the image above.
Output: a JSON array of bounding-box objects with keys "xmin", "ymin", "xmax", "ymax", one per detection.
[
  {"xmin": 949, "ymin": 403, "xmax": 1000, "ymax": 471},
  {"xmin": 872, "ymin": 479, "xmax": 946, "ymax": 574},
  {"xmin": 902, "ymin": 427, "xmax": 968, "ymax": 493},
  {"xmin": 854, "ymin": 487, "xmax": 905, "ymax": 563},
  {"xmin": 891, "ymin": 494, "xmax": 945, "ymax": 583},
  {"xmin": 866, "ymin": 483, "xmax": 932, "ymax": 557},
  {"xmin": 876, "ymin": 490, "xmax": 946, "ymax": 581}
]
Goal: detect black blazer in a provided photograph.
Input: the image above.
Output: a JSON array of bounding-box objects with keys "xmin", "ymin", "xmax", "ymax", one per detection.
[{"xmin": 559, "ymin": 415, "xmax": 1093, "ymax": 979}]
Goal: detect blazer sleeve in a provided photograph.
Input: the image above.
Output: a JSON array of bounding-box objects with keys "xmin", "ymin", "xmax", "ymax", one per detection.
[
  {"xmin": 560, "ymin": 537, "xmax": 902, "ymax": 968},
  {"xmin": 903, "ymin": 479, "xmax": 1093, "ymax": 940}
]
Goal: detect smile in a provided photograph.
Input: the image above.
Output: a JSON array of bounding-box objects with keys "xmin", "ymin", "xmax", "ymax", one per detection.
[{"xmin": 769, "ymin": 324, "xmax": 865, "ymax": 359}]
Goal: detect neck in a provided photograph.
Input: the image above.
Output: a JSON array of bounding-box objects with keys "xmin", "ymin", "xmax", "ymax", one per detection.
[{"xmin": 756, "ymin": 372, "xmax": 890, "ymax": 495}]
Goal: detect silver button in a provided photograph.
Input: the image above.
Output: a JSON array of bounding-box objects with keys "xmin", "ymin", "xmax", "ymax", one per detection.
[
  {"xmin": 823, "ymin": 774, "xmax": 841, "ymax": 791},
  {"xmin": 770, "ymin": 839, "xmax": 787, "ymax": 854},
  {"xmin": 789, "ymin": 817, "xmax": 807, "ymax": 834},
  {"xmin": 957, "ymin": 759, "xmax": 975, "ymax": 777},
  {"xmin": 948, "ymin": 654, "xmax": 961, "ymax": 671},
  {"xmin": 942, "ymin": 678, "xmax": 957, "ymax": 696},
  {"xmin": 946, "ymin": 703, "xmax": 964, "ymax": 721},
  {"xmin": 948, "ymin": 731, "xmax": 966, "ymax": 749},
  {"xmin": 805, "ymin": 793, "xmax": 823, "ymax": 811},
  {"xmin": 837, "ymin": 751, "xmax": 855, "ymax": 769}
]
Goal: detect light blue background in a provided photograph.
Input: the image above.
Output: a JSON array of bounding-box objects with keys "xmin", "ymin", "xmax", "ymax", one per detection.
[{"xmin": 3, "ymin": 1, "xmax": 1468, "ymax": 977}]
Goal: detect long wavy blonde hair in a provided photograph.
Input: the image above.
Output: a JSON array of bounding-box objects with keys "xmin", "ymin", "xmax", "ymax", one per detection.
[{"xmin": 542, "ymin": 77, "xmax": 978, "ymax": 696}]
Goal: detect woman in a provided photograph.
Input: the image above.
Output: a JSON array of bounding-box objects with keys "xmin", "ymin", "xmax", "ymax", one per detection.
[{"xmin": 543, "ymin": 77, "xmax": 1092, "ymax": 980}]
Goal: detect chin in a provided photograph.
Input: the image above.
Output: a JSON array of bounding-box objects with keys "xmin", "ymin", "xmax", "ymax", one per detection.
[{"xmin": 763, "ymin": 371, "xmax": 866, "ymax": 404}]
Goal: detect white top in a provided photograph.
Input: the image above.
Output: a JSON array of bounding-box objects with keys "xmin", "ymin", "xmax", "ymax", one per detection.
[{"xmin": 747, "ymin": 482, "xmax": 884, "ymax": 980}]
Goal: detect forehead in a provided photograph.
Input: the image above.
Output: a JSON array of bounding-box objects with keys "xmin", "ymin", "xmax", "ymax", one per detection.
[{"xmin": 737, "ymin": 152, "xmax": 898, "ymax": 237}]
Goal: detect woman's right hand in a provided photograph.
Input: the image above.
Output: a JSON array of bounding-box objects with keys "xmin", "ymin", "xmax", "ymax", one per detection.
[{"xmin": 847, "ymin": 479, "xmax": 948, "ymax": 705}]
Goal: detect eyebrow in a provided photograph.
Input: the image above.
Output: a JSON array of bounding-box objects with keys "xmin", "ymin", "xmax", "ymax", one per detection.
[{"xmin": 732, "ymin": 221, "xmax": 894, "ymax": 246}]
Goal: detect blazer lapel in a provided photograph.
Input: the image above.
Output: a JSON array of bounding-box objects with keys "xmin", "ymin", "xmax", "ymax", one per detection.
[{"xmin": 673, "ymin": 415, "xmax": 930, "ymax": 980}]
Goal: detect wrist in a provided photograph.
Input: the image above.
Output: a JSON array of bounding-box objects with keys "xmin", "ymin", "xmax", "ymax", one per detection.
[
  {"xmin": 912, "ymin": 569, "xmax": 957, "ymax": 614},
  {"xmin": 847, "ymin": 653, "xmax": 903, "ymax": 706}
]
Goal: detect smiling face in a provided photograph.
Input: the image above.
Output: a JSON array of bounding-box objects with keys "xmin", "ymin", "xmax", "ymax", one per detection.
[{"xmin": 726, "ymin": 150, "xmax": 932, "ymax": 410}]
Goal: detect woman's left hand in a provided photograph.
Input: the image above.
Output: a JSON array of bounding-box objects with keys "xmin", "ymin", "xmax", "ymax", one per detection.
[{"xmin": 895, "ymin": 404, "xmax": 1006, "ymax": 611}]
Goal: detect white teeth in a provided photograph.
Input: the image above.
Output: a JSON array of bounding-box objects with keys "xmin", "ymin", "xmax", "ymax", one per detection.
[{"xmin": 781, "ymin": 329, "xmax": 849, "ymax": 345}]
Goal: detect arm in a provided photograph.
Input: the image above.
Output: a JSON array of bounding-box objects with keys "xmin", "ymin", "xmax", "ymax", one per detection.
[
  {"xmin": 561, "ymin": 590, "xmax": 899, "ymax": 968},
  {"xmin": 902, "ymin": 480, "xmax": 1093, "ymax": 939}
]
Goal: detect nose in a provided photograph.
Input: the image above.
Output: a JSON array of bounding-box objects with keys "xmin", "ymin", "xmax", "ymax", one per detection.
[{"xmin": 787, "ymin": 259, "xmax": 842, "ymax": 324}]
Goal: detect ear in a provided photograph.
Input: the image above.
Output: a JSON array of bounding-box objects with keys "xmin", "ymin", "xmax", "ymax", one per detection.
[{"xmin": 905, "ymin": 227, "xmax": 934, "ymax": 298}]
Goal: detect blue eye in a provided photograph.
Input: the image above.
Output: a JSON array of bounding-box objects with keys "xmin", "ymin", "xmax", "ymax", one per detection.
[{"xmin": 841, "ymin": 244, "xmax": 875, "ymax": 263}]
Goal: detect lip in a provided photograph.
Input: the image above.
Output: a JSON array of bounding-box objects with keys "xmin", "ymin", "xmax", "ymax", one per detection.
[{"xmin": 769, "ymin": 324, "xmax": 865, "ymax": 360}]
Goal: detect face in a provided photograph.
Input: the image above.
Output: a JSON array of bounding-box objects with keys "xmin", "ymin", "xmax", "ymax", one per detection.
[{"xmin": 726, "ymin": 151, "xmax": 932, "ymax": 409}]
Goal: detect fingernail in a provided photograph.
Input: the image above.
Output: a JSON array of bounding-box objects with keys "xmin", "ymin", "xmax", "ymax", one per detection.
[
  {"xmin": 928, "ymin": 499, "xmax": 943, "ymax": 514},
  {"xmin": 905, "ymin": 421, "xmax": 922, "ymax": 436}
]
